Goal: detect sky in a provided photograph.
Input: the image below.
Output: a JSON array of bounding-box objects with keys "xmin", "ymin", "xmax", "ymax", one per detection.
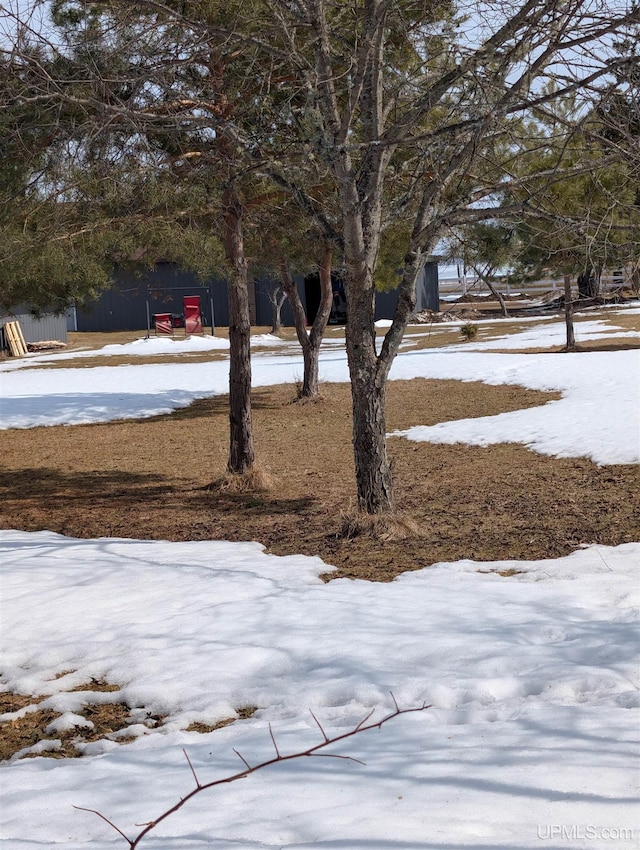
[
  {"xmin": 1, "ymin": 307, "xmax": 639, "ymax": 849},
  {"xmin": 0, "ymin": 2, "xmax": 48, "ymax": 45}
]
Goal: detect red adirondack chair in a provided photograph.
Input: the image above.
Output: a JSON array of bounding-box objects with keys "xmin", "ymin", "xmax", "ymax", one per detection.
[
  {"xmin": 183, "ymin": 296, "xmax": 202, "ymax": 335},
  {"xmin": 154, "ymin": 313, "xmax": 173, "ymax": 335}
]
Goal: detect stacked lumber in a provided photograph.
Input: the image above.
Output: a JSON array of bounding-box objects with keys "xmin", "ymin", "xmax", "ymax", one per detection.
[
  {"xmin": 3, "ymin": 321, "xmax": 28, "ymax": 357},
  {"xmin": 26, "ymin": 340, "xmax": 67, "ymax": 352}
]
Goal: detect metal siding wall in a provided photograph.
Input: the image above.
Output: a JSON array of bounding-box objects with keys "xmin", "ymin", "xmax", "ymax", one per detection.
[
  {"xmin": 76, "ymin": 266, "xmax": 230, "ymax": 331},
  {"xmin": 253, "ymin": 278, "xmax": 306, "ymax": 328},
  {"xmin": 74, "ymin": 266, "xmax": 312, "ymax": 332},
  {"xmin": 208, "ymin": 279, "xmax": 230, "ymax": 328},
  {"xmin": 415, "ymin": 262, "xmax": 440, "ymax": 312},
  {"xmin": 77, "ymin": 286, "xmax": 148, "ymax": 332},
  {"xmin": 289, "ymin": 273, "xmax": 411, "ymax": 324},
  {"xmin": 373, "ymin": 262, "xmax": 439, "ymax": 319},
  {"xmin": 374, "ymin": 288, "xmax": 398, "ymax": 320},
  {"xmin": 254, "ymin": 279, "xmax": 277, "ymax": 327},
  {"xmin": 0, "ymin": 310, "xmax": 68, "ymax": 345}
]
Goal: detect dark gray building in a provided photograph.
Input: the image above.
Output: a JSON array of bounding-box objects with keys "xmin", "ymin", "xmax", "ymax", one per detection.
[
  {"xmin": 72, "ymin": 260, "xmax": 439, "ymax": 332},
  {"xmin": 74, "ymin": 264, "xmax": 226, "ymax": 332}
]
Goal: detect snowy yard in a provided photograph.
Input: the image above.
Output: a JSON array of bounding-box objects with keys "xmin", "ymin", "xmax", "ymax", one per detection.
[{"xmin": 1, "ymin": 308, "xmax": 639, "ymax": 849}]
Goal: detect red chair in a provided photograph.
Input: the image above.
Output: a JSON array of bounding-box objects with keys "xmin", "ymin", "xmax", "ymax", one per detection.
[
  {"xmin": 154, "ymin": 313, "xmax": 173, "ymax": 335},
  {"xmin": 183, "ymin": 296, "xmax": 203, "ymax": 335}
]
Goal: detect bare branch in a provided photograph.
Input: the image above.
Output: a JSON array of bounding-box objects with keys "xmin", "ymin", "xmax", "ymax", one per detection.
[
  {"xmin": 309, "ymin": 709, "xmax": 330, "ymax": 743},
  {"xmin": 233, "ymin": 748, "xmax": 252, "ymax": 770},
  {"xmin": 76, "ymin": 702, "xmax": 431, "ymax": 848},
  {"xmin": 268, "ymin": 723, "xmax": 281, "ymax": 759},
  {"xmin": 389, "ymin": 691, "xmax": 400, "ymax": 713},
  {"xmin": 72, "ymin": 806, "xmax": 132, "ymax": 845},
  {"xmin": 353, "ymin": 707, "xmax": 376, "ymax": 732},
  {"xmin": 183, "ymin": 748, "xmax": 201, "ymax": 789}
]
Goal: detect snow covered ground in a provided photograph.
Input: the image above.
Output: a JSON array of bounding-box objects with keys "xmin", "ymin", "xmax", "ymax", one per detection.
[
  {"xmin": 1, "ymin": 313, "xmax": 639, "ymax": 465},
  {"xmin": 1, "ymin": 309, "xmax": 639, "ymax": 849}
]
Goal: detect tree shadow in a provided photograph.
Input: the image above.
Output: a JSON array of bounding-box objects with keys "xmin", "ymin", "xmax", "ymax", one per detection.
[
  {"xmin": 0, "ymin": 467, "xmax": 316, "ymax": 528},
  {"xmin": 143, "ymin": 387, "xmax": 300, "ymax": 422},
  {"xmin": 0, "ymin": 467, "xmax": 165, "ymax": 501}
]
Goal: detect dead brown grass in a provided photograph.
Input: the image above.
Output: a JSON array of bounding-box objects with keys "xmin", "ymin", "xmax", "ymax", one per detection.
[
  {"xmin": 338, "ymin": 510, "xmax": 424, "ymax": 541},
  {"xmin": 1, "ymin": 378, "xmax": 639, "ymax": 583},
  {"xmin": 208, "ymin": 466, "xmax": 274, "ymax": 493},
  {"xmin": 0, "ymin": 680, "xmax": 164, "ymax": 761},
  {"xmin": 0, "ymin": 667, "xmax": 262, "ymax": 760},
  {"xmin": 0, "ymin": 679, "xmax": 259, "ymax": 760}
]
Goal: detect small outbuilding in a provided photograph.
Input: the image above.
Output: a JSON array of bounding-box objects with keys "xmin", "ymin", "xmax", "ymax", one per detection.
[{"xmin": 0, "ymin": 306, "xmax": 68, "ymax": 355}]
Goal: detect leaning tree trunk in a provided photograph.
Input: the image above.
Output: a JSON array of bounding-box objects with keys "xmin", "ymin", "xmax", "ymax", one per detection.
[
  {"xmin": 563, "ymin": 273, "xmax": 576, "ymax": 351},
  {"xmin": 303, "ymin": 244, "xmax": 334, "ymax": 397},
  {"xmin": 485, "ymin": 279, "xmax": 508, "ymax": 317},
  {"xmin": 223, "ymin": 184, "xmax": 255, "ymax": 474}
]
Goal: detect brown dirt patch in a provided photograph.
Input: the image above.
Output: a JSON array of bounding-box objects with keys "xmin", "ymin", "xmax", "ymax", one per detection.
[
  {"xmin": 19, "ymin": 351, "xmax": 231, "ymax": 370},
  {"xmin": 0, "ymin": 674, "xmax": 258, "ymax": 761},
  {"xmin": 602, "ymin": 312, "xmax": 640, "ymax": 333},
  {"xmin": 0, "ymin": 681, "xmax": 164, "ymax": 761},
  {"xmin": 1, "ymin": 378, "xmax": 639, "ymax": 582}
]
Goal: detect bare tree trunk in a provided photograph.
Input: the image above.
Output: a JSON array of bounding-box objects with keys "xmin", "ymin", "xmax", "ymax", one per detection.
[
  {"xmin": 271, "ymin": 296, "xmax": 285, "ymax": 334},
  {"xmin": 223, "ymin": 184, "xmax": 255, "ymax": 474},
  {"xmin": 280, "ymin": 242, "xmax": 333, "ymax": 397},
  {"xmin": 267, "ymin": 284, "xmax": 287, "ymax": 333},
  {"xmin": 349, "ymin": 372, "xmax": 393, "ymax": 512},
  {"xmin": 304, "ymin": 244, "xmax": 333, "ymax": 396},
  {"xmin": 343, "ymin": 248, "xmax": 424, "ymax": 514},
  {"xmin": 563, "ymin": 273, "xmax": 576, "ymax": 351},
  {"xmin": 344, "ymin": 274, "xmax": 394, "ymax": 513},
  {"xmin": 485, "ymin": 279, "xmax": 508, "ymax": 317}
]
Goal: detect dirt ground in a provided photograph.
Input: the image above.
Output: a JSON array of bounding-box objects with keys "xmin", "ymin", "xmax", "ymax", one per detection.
[{"xmin": 2, "ymin": 377, "xmax": 638, "ymax": 582}]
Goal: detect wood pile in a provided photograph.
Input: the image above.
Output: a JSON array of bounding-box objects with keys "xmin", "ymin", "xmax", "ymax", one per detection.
[
  {"xmin": 26, "ymin": 340, "xmax": 67, "ymax": 352},
  {"xmin": 2, "ymin": 321, "xmax": 28, "ymax": 357}
]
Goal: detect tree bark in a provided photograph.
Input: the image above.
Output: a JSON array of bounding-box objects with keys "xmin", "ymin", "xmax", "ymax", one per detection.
[
  {"xmin": 280, "ymin": 242, "xmax": 333, "ymax": 398},
  {"xmin": 267, "ymin": 284, "xmax": 287, "ymax": 334},
  {"xmin": 485, "ymin": 279, "xmax": 508, "ymax": 316},
  {"xmin": 349, "ymin": 366, "xmax": 394, "ymax": 513},
  {"xmin": 271, "ymin": 297, "xmax": 284, "ymax": 334},
  {"xmin": 223, "ymin": 183, "xmax": 255, "ymax": 474},
  {"xmin": 345, "ymin": 243, "xmax": 428, "ymax": 514},
  {"xmin": 344, "ymin": 270, "xmax": 394, "ymax": 514},
  {"xmin": 563, "ymin": 273, "xmax": 576, "ymax": 351}
]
